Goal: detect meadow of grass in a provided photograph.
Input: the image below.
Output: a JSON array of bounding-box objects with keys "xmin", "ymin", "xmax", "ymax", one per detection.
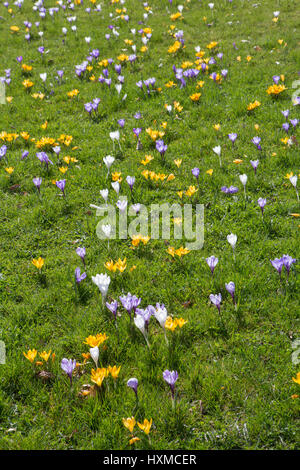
[{"xmin": 0, "ymin": 0, "xmax": 299, "ymax": 451}]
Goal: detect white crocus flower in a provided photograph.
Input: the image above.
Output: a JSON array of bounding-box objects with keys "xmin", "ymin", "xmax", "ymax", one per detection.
[
  {"xmin": 109, "ymin": 130, "xmax": 121, "ymax": 151},
  {"xmin": 115, "ymin": 84, "xmax": 122, "ymax": 95},
  {"xmin": 92, "ymin": 273, "xmax": 111, "ymax": 303},
  {"xmin": 289, "ymin": 175, "xmax": 299, "ymax": 201},
  {"xmin": 290, "ymin": 175, "xmax": 297, "ymax": 188},
  {"xmin": 213, "ymin": 145, "xmax": 222, "ymax": 167},
  {"xmin": 90, "ymin": 346, "xmax": 99, "ymax": 367},
  {"xmin": 103, "ymin": 155, "xmax": 115, "ymax": 176},
  {"xmin": 154, "ymin": 305, "xmax": 168, "ymax": 344},
  {"xmin": 239, "ymin": 174, "xmax": 248, "ymax": 199},
  {"xmin": 239, "ymin": 174, "xmax": 248, "ymax": 186},
  {"xmin": 101, "ymin": 224, "xmax": 112, "ymax": 248},
  {"xmin": 154, "ymin": 306, "xmax": 167, "ymax": 329},
  {"xmin": 227, "ymin": 233, "xmax": 237, "ymax": 259},
  {"xmin": 134, "ymin": 315, "xmax": 150, "ymax": 347},
  {"xmin": 40, "ymin": 73, "xmax": 47, "ymax": 82},
  {"xmin": 111, "ymin": 181, "xmax": 120, "ymax": 194},
  {"xmin": 101, "ymin": 224, "xmax": 111, "ymax": 238},
  {"xmin": 100, "ymin": 189, "xmax": 109, "ymax": 203}
]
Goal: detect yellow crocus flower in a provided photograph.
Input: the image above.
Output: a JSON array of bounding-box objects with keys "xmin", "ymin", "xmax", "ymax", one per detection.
[
  {"xmin": 137, "ymin": 418, "xmax": 152, "ymax": 435},
  {"xmin": 23, "ymin": 349, "xmax": 37, "ymax": 363},
  {"xmin": 123, "ymin": 417, "xmax": 136, "ymax": 433},
  {"xmin": 32, "ymin": 257, "xmax": 44, "ymax": 270}
]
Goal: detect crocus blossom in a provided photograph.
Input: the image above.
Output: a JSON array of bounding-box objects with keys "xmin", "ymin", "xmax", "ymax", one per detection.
[
  {"xmin": 61, "ymin": 358, "xmax": 76, "ymax": 385},
  {"xmin": 127, "ymin": 378, "xmax": 138, "ymax": 397},
  {"xmin": 163, "ymin": 370, "xmax": 178, "ymax": 399}
]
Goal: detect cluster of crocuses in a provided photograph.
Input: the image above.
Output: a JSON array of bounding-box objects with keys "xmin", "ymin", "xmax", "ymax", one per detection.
[
  {"xmin": 75, "ymin": 247, "xmax": 87, "ymax": 285},
  {"xmin": 270, "ymin": 255, "xmax": 296, "ymax": 281},
  {"xmin": 84, "ymin": 97, "xmax": 101, "ymax": 116},
  {"xmin": 136, "ymin": 77, "xmax": 156, "ymax": 96},
  {"xmin": 106, "ymin": 293, "xmax": 186, "ymax": 346}
]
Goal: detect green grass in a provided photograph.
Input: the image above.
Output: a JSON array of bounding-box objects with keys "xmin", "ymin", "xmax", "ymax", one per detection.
[{"xmin": 0, "ymin": 0, "xmax": 299, "ymax": 450}]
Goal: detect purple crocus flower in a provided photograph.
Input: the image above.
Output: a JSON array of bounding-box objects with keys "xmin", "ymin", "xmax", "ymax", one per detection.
[
  {"xmin": 250, "ymin": 160, "xmax": 259, "ymax": 174},
  {"xmin": 281, "ymin": 110, "xmax": 289, "ymax": 120},
  {"xmin": 129, "ymin": 54, "xmax": 137, "ymax": 63},
  {"xmin": 135, "ymin": 308, "xmax": 150, "ymax": 330},
  {"xmin": 84, "ymin": 102, "xmax": 93, "ymax": 114},
  {"xmin": 118, "ymin": 118, "xmax": 125, "ymax": 128},
  {"xmin": 131, "ymin": 203, "xmax": 141, "ymax": 214},
  {"xmin": 225, "ymin": 282, "xmax": 235, "ymax": 302},
  {"xmin": 53, "ymin": 146, "xmax": 61, "ymax": 157},
  {"xmin": 131, "ymin": 295, "xmax": 142, "ymax": 311},
  {"xmin": 156, "ymin": 139, "xmax": 167, "ymax": 157},
  {"xmin": 293, "ymin": 96, "xmax": 300, "ymax": 106},
  {"xmin": 106, "ymin": 300, "xmax": 119, "ymax": 318},
  {"xmin": 251, "ymin": 136, "xmax": 261, "ymax": 150},
  {"xmin": 76, "ymin": 247, "xmax": 86, "ymax": 265},
  {"xmin": 38, "ymin": 46, "xmax": 45, "ymax": 56},
  {"xmin": 290, "ymin": 119, "xmax": 298, "ymax": 128},
  {"xmin": 56, "ymin": 179, "xmax": 66, "ymax": 196},
  {"xmin": 209, "ymin": 293, "xmax": 222, "ymax": 313},
  {"xmin": 116, "ymin": 199, "xmax": 128, "ymax": 212},
  {"xmin": 282, "ymin": 122, "xmax": 289, "ymax": 133},
  {"xmin": 257, "ymin": 197, "xmax": 267, "ymax": 215},
  {"xmin": 75, "ymin": 267, "xmax": 86, "ymax": 284},
  {"xmin": 119, "ymin": 292, "xmax": 134, "ymax": 317},
  {"xmin": 228, "ymin": 133, "xmax": 237, "ymax": 145},
  {"xmin": 221, "ymin": 186, "xmax": 239, "ymax": 194},
  {"xmin": 61, "ymin": 358, "xmax": 76, "ymax": 385},
  {"xmin": 282, "ymin": 255, "xmax": 296, "ymax": 277},
  {"xmin": 92, "ymin": 97, "xmax": 101, "ymax": 110},
  {"xmin": 127, "ymin": 378, "xmax": 138, "ymax": 397},
  {"xmin": 36, "ymin": 152, "xmax": 53, "ymax": 169},
  {"xmin": 221, "ymin": 69, "xmax": 228, "ymax": 79},
  {"xmin": 16, "ymin": 56, "xmax": 23, "ymax": 63},
  {"xmin": 57, "ymin": 70, "xmax": 64, "ymax": 82},
  {"xmin": 192, "ymin": 167, "xmax": 200, "ymax": 181},
  {"xmin": 33, "ymin": 177, "xmax": 42, "ymax": 193},
  {"xmin": 163, "ymin": 370, "xmax": 178, "ymax": 399},
  {"xmin": 206, "ymin": 256, "xmax": 219, "ymax": 275},
  {"xmin": 133, "ymin": 128, "xmax": 142, "ymax": 138},
  {"xmin": 270, "ymin": 258, "xmax": 284, "ymax": 276},
  {"xmin": 126, "ymin": 175, "xmax": 135, "ymax": 191},
  {"xmin": 272, "ymin": 75, "xmax": 280, "ymax": 84},
  {"xmin": 22, "ymin": 150, "xmax": 29, "ymax": 160},
  {"xmin": 0, "ymin": 145, "xmax": 7, "ymax": 160}
]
